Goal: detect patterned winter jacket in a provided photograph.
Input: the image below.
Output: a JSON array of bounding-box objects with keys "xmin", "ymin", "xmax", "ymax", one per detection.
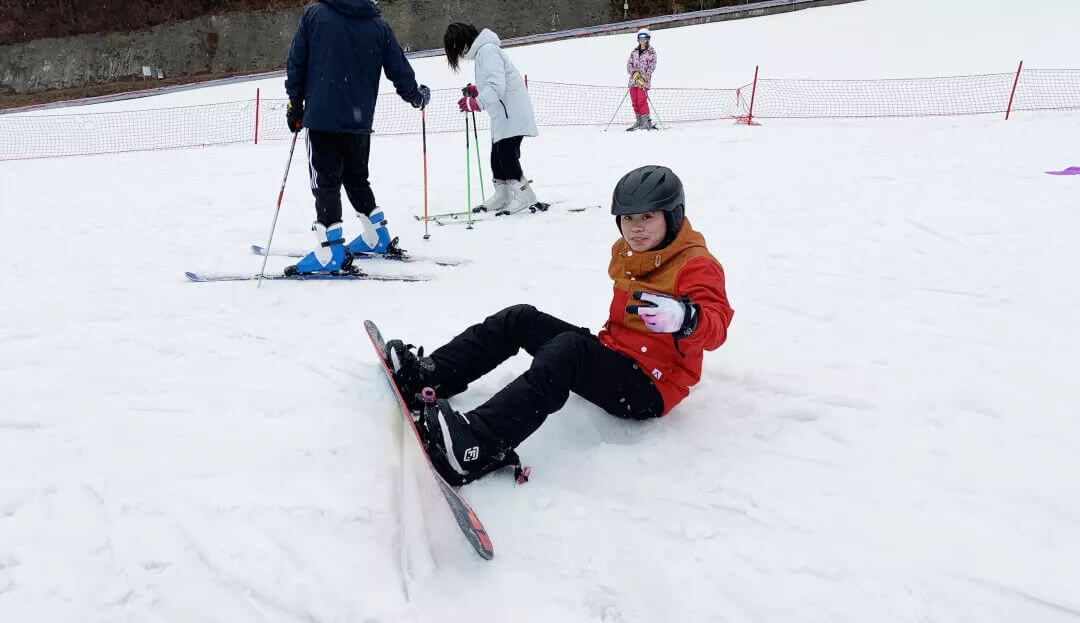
[
  {"xmin": 626, "ymin": 46, "xmax": 658, "ymax": 89},
  {"xmin": 599, "ymin": 219, "xmax": 733, "ymax": 414}
]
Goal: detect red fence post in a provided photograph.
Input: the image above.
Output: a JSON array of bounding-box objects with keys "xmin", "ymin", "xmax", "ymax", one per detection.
[
  {"xmin": 736, "ymin": 66, "xmax": 761, "ymax": 126},
  {"xmin": 255, "ymin": 88, "xmax": 261, "ymax": 143},
  {"xmin": 1005, "ymin": 60, "xmax": 1023, "ymax": 120},
  {"xmin": 747, "ymin": 65, "xmax": 759, "ymax": 123}
]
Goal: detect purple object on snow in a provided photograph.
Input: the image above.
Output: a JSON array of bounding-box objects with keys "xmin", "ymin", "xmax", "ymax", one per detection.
[{"xmin": 1046, "ymin": 166, "xmax": 1080, "ymax": 175}]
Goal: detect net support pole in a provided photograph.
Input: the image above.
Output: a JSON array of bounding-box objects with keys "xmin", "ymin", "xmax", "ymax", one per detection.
[
  {"xmin": 1005, "ymin": 60, "xmax": 1023, "ymax": 120},
  {"xmin": 736, "ymin": 66, "xmax": 761, "ymax": 126},
  {"xmin": 748, "ymin": 65, "xmax": 759, "ymax": 123}
]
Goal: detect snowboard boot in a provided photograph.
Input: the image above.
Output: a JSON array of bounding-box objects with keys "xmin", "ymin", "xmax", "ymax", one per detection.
[
  {"xmin": 347, "ymin": 210, "xmax": 393, "ymax": 255},
  {"xmin": 419, "ymin": 394, "xmax": 527, "ymax": 486},
  {"xmin": 474, "ymin": 180, "xmax": 511, "ymax": 213},
  {"xmin": 384, "ymin": 339, "xmax": 437, "ymax": 412},
  {"xmin": 286, "ymin": 221, "xmax": 347, "ymax": 274},
  {"xmin": 498, "ymin": 178, "xmax": 539, "ymax": 215}
]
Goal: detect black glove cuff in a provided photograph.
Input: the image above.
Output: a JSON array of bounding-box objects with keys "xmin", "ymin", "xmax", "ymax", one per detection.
[{"xmin": 675, "ymin": 297, "xmax": 699, "ymax": 340}]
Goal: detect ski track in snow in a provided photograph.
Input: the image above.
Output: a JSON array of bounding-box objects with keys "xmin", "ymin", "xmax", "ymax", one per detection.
[{"xmin": 4, "ymin": 0, "xmax": 1080, "ymax": 621}]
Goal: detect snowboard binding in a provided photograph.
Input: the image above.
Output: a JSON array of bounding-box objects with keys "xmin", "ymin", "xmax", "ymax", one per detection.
[{"xmin": 417, "ymin": 387, "xmax": 530, "ymax": 486}]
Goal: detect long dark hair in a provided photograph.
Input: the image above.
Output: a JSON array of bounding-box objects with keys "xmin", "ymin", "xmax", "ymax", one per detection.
[{"xmin": 444, "ymin": 23, "xmax": 479, "ymax": 72}]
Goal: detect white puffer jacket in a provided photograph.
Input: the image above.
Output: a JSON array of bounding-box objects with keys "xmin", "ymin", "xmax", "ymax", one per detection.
[{"xmin": 465, "ymin": 29, "xmax": 539, "ymax": 142}]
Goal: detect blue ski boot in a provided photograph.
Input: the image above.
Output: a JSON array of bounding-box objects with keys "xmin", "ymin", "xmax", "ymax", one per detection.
[
  {"xmin": 286, "ymin": 221, "xmax": 347, "ymax": 275},
  {"xmin": 347, "ymin": 211, "xmax": 393, "ymax": 255}
]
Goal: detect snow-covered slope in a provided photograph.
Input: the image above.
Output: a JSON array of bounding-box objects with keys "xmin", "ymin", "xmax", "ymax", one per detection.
[{"xmin": 2, "ymin": 1, "xmax": 1079, "ymax": 621}]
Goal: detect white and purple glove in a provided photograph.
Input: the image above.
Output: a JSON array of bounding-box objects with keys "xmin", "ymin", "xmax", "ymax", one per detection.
[{"xmin": 626, "ymin": 291, "xmax": 698, "ymax": 337}]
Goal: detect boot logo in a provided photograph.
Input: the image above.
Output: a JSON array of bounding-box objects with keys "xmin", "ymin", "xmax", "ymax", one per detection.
[{"xmin": 463, "ymin": 446, "xmax": 480, "ymax": 462}]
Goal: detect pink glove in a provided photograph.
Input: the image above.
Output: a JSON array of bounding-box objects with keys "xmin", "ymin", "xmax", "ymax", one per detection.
[
  {"xmin": 462, "ymin": 83, "xmax": 479, "ymax": 98},
  {"xmin": 626, "ymin": 291, "xmax": 696, "ymax": 335},
  {"xmin": 458, "ymin": 96, "xmax": 481, "ymax": 112}
]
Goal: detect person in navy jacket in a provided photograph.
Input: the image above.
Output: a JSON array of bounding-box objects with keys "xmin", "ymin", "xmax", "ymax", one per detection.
[{"xmin": 284, "ymin": 0, "xmax": 430, "ymax": 274}]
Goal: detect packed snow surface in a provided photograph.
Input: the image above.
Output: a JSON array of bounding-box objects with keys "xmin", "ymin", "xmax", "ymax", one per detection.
[{"xmin": 2, "ymin": 0, "xmax": 1079, "ymax": 621}]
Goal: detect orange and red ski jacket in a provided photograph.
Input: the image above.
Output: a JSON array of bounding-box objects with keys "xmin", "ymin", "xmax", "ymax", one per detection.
[{"xmin": 598, "ymin": 218, "xmax": 733, "ymax": 414}]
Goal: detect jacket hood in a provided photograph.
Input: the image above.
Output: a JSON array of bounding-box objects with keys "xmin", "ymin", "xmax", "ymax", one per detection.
[
  {"xmin": 320, "ymin": 0, "xmax": 380, "ymax": 18},
  {"xmin": 464, "ymin": 28, "xmax": 501, "ymax": 60}
]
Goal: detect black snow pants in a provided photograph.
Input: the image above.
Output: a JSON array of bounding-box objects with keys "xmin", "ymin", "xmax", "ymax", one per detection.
[
  {"xmin": 490, "ymin": 135, "xmax": 524, "ymax": 182},
  {"xmin": 306, "ymin": 129, "xmax": 377, "ymax": 227},
  {"xmin": 428, "ymin": 304, "xmax": 665, "ymax": 448}
]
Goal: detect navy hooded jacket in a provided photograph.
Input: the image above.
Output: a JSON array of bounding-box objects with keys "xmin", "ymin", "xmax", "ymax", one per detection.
[{"xmin": 285, "ymin": 0, "xmax": 423, "ymax": 133}]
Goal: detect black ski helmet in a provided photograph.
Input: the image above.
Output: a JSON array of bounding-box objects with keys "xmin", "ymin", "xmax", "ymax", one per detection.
[{"xmin": 611, "ymin": 165, "xmax": 685, "ymax": 246}]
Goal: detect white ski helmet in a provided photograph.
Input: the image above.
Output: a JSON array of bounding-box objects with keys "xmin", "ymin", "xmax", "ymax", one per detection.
[{"xmin": 636, "ymin": 28, "xmax": 651, "ymax": 41}]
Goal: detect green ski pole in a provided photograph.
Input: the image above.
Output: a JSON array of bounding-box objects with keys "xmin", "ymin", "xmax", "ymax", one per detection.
[
  {"xmin": 465, "ymin": 113, "xmax": 473, "ymax": 230},
  {"xmin": 470, "ymin": 109, "xmax": 486, "ymax": 207}
]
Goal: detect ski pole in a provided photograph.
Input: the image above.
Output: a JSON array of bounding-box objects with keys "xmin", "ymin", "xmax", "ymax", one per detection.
[
  {"xmin": 257, "ymin": 130, "xmax": 300, "ymax": 288},
  {"xmin": 604, "ymin": 87, "xmax": 631, "ymax": 132},
  {"xmin": 421, "ymin": 107, "xmax": 430, "ymax": 240},
  {"xmin": 462, "ymin": 85, "xmax": 486, "ymax": 209},
  {"xmin": 470, "ymin": 109, "xmax": 486, "ymax": 206},
  {"xmin": 465, "ymin": 113, "xmax": 473, "ymax": 230}
]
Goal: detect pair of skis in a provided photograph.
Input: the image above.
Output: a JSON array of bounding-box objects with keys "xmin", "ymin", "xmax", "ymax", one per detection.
[
  {"xmin": 415, "ymin": 202, "xmax": 601, "ymax": 227},
  {"xmin": 418, "ymin": 202, "xmax": 550, "ymax": 227},
  {"xmin": 185, "ymin": 241, "xmax": 468, "ymax": 283}
]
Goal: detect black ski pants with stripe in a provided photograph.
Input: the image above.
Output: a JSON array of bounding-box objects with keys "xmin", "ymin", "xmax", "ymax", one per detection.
[
  {"xmin": 428, "ymin": 304, "xmax": 664, "ymax": 448},
  {"xmin": 306, "ymin": 129, "xmax": 377, "ymax": 227}
]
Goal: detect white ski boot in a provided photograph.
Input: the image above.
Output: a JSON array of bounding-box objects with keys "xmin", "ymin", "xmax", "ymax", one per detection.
[
  {"xmin": 499, "ymin": 178, "xmax": 540, "ymax": 215},
  {"xmin": 475, "ymin": 180, "xmax": 511, "ymax": 213}
]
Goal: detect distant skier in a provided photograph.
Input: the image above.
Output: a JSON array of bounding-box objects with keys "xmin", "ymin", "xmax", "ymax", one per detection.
[
  {"xmin": 444, "ymin": 23, "xmax": 543, "ymax": 215},
  {"xmin": 383, "ymin": 166, "xmax": 734, "ymax": 485},
  {"xmin": 626, "ymin": 28, "xmax": 657, "ymax": 131},
  {"xmin": 284, "ymin": 0, "xmax": 431, "ymax": 275}
]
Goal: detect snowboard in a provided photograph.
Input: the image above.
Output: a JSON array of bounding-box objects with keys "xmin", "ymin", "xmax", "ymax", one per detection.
[{"xmin": 364, "ymin": 320, "xmax": 495, "ymax": 560}]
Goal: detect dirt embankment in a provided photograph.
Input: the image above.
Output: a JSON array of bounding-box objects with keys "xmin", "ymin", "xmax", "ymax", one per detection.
[{"xmin": 0, "ymin": 0, "xmax": 309, "ymax": 45}]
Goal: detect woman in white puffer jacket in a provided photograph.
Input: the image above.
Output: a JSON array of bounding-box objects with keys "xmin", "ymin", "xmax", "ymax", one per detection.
[{"xmin": 445, "ymin": 23, "xmax": 543, "ymax": 215}]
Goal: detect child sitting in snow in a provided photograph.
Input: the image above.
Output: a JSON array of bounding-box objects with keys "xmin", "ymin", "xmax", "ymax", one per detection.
[{"xmin": 384, "ymin": 165, "xmax": 734, "ymax": 485}]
